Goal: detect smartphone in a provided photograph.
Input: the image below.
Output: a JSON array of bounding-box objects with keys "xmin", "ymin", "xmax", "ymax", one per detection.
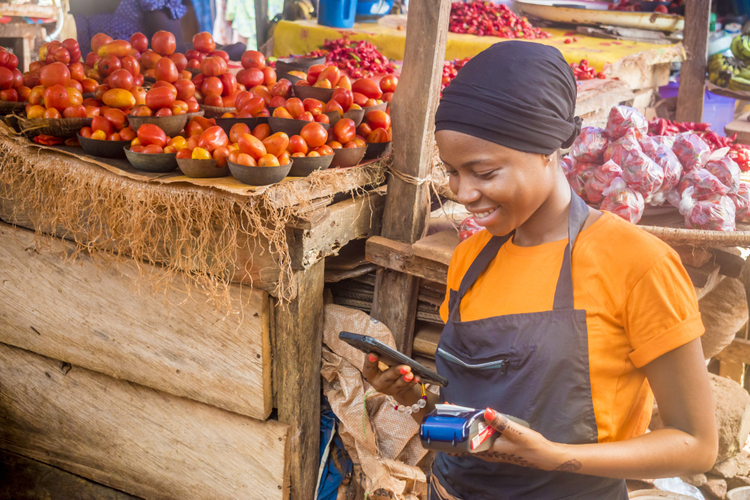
[{"xmin": 339, "ymin": 331, "xmax": 449, "ymax": 387}]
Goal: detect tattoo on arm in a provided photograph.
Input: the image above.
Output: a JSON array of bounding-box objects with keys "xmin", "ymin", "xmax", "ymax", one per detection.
[
  {"xmin": 478, "ymin": 452, "xmax": 539, "ymax": 469},
  {"xmin": 488, "ymin": 412, "xmax": 524, "ymax": 436},
  {"xmin": 553, "ymin": 459, "xmax": 582, "ymax": 472}
]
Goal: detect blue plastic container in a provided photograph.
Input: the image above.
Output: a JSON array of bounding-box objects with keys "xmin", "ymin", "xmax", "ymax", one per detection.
[
  {"xmin": 355, "ymin": 0, "xmax": 395, "ymax": 21},
  {"xmin": 659, "ymin": 80, "xmax": 736, "ymax": 137},
  {"xmin": 318, "ymin": 0, "xmax": 358, "ymax": 28}
]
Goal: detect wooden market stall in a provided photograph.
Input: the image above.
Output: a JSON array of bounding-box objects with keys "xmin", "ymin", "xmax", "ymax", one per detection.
[{"xmin": 0, "ymin": 121, "xmax": 386, "ymax": 500}]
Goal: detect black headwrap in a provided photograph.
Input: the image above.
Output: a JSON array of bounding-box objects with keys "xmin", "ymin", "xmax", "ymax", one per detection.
[{"xmin": 435, "ymin": 41, "xmax": 581, "ymax": 155}]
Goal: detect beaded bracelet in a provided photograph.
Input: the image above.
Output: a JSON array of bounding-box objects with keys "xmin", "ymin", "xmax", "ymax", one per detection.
[{"xmin": 388, "ymin": 384, "xmax": 428, "ymax": 414}]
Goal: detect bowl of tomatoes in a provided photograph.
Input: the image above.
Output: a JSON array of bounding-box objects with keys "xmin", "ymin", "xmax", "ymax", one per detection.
[
  {"xmin": 288, "ymin": 153, "xmax": 334, "ymax": 177},
  {"xmin": 124, "ymin": 145, "xmax": 178, "ymax": 172},
  {"xmin": 292, "ymin": 84, "xmax": 335, "ymax": 103},
  {"xmin": 268, "ymin": 116, "xmax": 330, "ymax": 137},
  {"xmin": 78, "ymin": 135, "xmax": 131, "ymax": 158},
  {"xmin": 228, "ymin": 158, "xmax": 292, "ymax": 186},
  {"xmin": 176, "ymin": 157, "xmax": 230, "ymax": 178},
  {"xmin": 128, "ymin": 114, "xmax": 188, "ymax": 137}
]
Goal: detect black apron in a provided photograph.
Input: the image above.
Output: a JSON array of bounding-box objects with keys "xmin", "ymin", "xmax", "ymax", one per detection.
[{"xmin": 431, "ymin": 191, "xmax": 628, "ymax": 500}]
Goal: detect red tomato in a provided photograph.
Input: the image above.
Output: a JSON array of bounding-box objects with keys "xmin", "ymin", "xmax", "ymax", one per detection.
[
  {"xmin": 213, "ymin": 145, "xmax": 230, "ymax": 166},
  {"xmin": 176, "ymin": 148, "xmax": 192, "ymax": 159},
  {"xmin": 140, "ymin": 50, "xmax": 162, "ymax": 70},
  {"xmin": 238, "ymin": 133, "xmax": 267, "ymax": 160},
  {"xmin": 366, "ymin": 128, "xmax": 389, "ymax": 144},
  {"xmin": 241, "ymin": 50, "xmax": 265, "ymax": 70},
  {"xmin": 23, "ymin": 69, "xmax": 40, "ymax": 88},
  {"xmin": 97, "ymin": 56, "xmax": 121, "ymax": 77},
  {"xmin": 300, "ymin": 122, "xmax": 327, "ymax": 148},
  {"xmin": 303, "ymin": 98, "xmax": 324, "ymax": 115},
  {"xmin": 39, "ymin": 62, "xmax": 70, "ymax": 87},
  {"xmin": 229, "ymin": 122, "xmax": 251, "ymax": 144},
  {"xmin": 298, "ymin": 112, "xmax": 314, "ymax": 122},
  {"xmin": 186, "ymin": 97, "xmax": 200, "ymax": 112},
  {"xmin": 285, "ymin": 97, "xmax": 304, "ymax": 119},
  {"xmin": 154, "ymin": 57, "xmax": 179, "ymax": 83},
  {"xmin": 85, "ymin": 52, "xmax": 100, "ymax": 68},
  {"xmin": 0, "ymin": 88, "xmax": 17, "ymax": 101},
  {"xmin": 201, "ymin": 76, "xmax": 224, "ymax": 97},
  {"xmin": 62, "ymin": 39, "xmax": 81, "ymax": 62},
  {"xmin": 43, "ymin": 107, "xmax": 62, "ymax": 119},
  {"xmin": 192, "ymin": 32, "xmax": 216, "ymax": 53},
  {"xmin": 155, "ymin": 107, "xmax": 173, "ymax": 117},
  {"xmin": 152, "ymin": 30, "xmax": 176, "ymax": 56},
  {"xmin": 91, "ymin": 33, "xmax": 113, "ymax": 53},
  {"xmin": 272, "ymin": 107, "xmax": 293, "ymax": 119},
  {"xmin": 80, "ymin": 126, "xmax": 93, "ymax": 138},
  {"xmin": 379, "ymin": 75, "xmax": 398, "ymax": 93},
  {"xmin": 316, "ymin": 144, "xmax": 334, "ymax": 156},
  {"xmin": 0, "ymin": 67, "xmax": 13, "ymax": 90},
  {"xmin": 271, "ymin": 79, "xmax": 292, "ymax": 98},
  {"xmin": 68, "ymin": 62, "xmax": 85, "ymax": 82},
  {"xmin": 137, "ymin": 123, "xmax": 168, "ymax": 147},
  {"xmin": 236, "ymin": 68, "xmax": 264, "ymax": 88},
  {"xmin": 288, "ymin": 135, "xmax": 308, "ymax": 155},
  {"xmin": 110, "ymin": 69, "xmax": 134, "ymax": 90},
  {"xmin": 357, "ymin": 123, "xmax": 372, "ymax": 137},
  {"xmin": 119, "ymin": 126, "xmax": 136, "ymax": 141},
  {"xmin": 103, "ymin": 108, "xmax": 127, "ymax": 130},
  {"xmin": 258, "ymin": 153, "xmax": 280, "ymax": 167},
  {"xmin": 174, "ymin": 79, "xmax": 195, "ymax": 101},
  {"xmin": 200, "ymin": 56, "xmax": 227, "ymax": 77},
  {"xmin": 382, "ymin": 92, "xmax": 394, "ymax": 103},
  {"xmin": 43, "ymin": 84, "xmax": 70, "ymax": 111},
  {"xmin": 92, "ymin": 116, "xmax": 114, "ymax": 135},
  {"xmin": 307, "ymin": 65, "xmax": 326, "ymax": 84},
  {"xmin": 219, "ymin": 73, "xmax": 237, "ymax": 96},
  {"xmin": 336, "ymin": 75, "xmax": 352, "ymax": 91},
  {"xmin": 209, "ymin": 50, "xmax": 229, "ymax": 63},
  {"xmin": 262, "ymin": 67, "xmax": 276, "ymax": 87},
  {"xmin": 333, "ymin": 118, "xmax": 356, "ymax": 144},
  {"xmin": 270, "ymin": 96, "xmax": 287, "ymax": 108},
  {"xmin": 352, "ymin": 92, "xmax": 368, "ymax": 107},
  {"xmin": 366, "ymin": 110, "xmax": 391, "ymax": 131},
  {"xmin": 352, "ymin": 79, "xmax": 383, "ymax": 100},
  {"xmin": 332, "ymin": 88, "xmax": 354, "ymax": 111},
  {"xmin": 85, "ymin": 106, "xmax": 100, "ymax": 118},
  {"xmin": 324, "ymin": 99, "xmax": 344, "ymax": 116},
  {"xmin": 235, "ymin": 153, "xmax": 257, "ymax": 166},
  {"xmin": 17, "ymin": 85, "xmax": 30, "ymax": 101},
  {"xmin": 130, "ymin": 32, "xmax": 149, "ymax": 53},
  {"xmin": 198, "ymin": 125, "xmax": 229, "ymax": 152},
  {"xmin": 318, "ymin": 66, "xmax": 341, "ymax": 86},
  {"xmin": 252, "ymin": 123, "xmax": 271, "ymax": 141},
  {"xmin": 238, "ymin": 96, "xmax": 265, "ymax": 116},
  {"xmin": 314, "ymin": 114, "xmax": 330, "ymax": 124},
  {"xmin": 145, "ymin": 86, "xmax": 176, "ymax": 109},
  {"xmin": 131, "ymin": 104, "xmax": 153, "ymax": 116},
  {"xmin": 169, "ymin": 53, "xmax": 188, "ymax": 72},
  {"xmin": 250, "ymin": 85, "xmax": 272, "ymax": 106},
  {"xmin": 143, "ymin": 144, "xmax": 165, "ymax": 154}
]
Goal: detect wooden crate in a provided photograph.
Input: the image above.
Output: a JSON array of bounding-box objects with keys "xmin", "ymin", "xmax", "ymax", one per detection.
[
  {"xmin": 0, "ymin": 342, "xmax": 290, "ymax": 500},
  {"xmin": 0, "ymin": 222, "xmax": 273, "ymax": 420}
]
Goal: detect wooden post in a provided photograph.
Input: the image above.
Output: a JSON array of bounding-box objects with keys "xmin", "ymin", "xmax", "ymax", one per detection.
[
  {"xmin": 254, "ymin": 0, "xmax": 269, "ymax": 50},
  {"xmin": 371, "ymin": 0, "xmax": 451, "ymax": 353},
  {"xmin": 675, "ymin": 0, "xmax": 710, "ymax": 123},
  {"xmin": 273, "ymin": 259, "xmax": 326, "ymax": 500}
]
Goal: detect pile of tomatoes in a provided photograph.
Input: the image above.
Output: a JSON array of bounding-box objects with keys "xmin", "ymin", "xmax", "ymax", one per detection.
[
  {"xmin": 272, "ymin": 96, "xmax": 331, "ymax": 123},
  {"xmin": 570, "ymin": 60, "xmax": 606, "ymax": 81},
  {"xmin": 79, "ymin": 110, "xmax": 135, "ymax": 142},
  {"xmin": 128, "ymin": 123, "xmax": 181, "ymax": 154},
  {"xmin": 25, "ymin": 62, "xmax": 87, "ymax": 119},
  {"xmin": 449, "ymin": 1, "xmax": 550, "ymax": 39},
  {"xmin": 441, "ymin": 57, "xmax": 471, "ymax": 93},
  {"xmin": 185, "ymin": 32, "xmax": 228, "ymax": 70},
  {"xmin": 0, "ymin": 47, "xmax": 27, "ymax": 102},
  {"xmin": 236, "ymin": 49, "xmax": 277, "ymax": 92},
  {"xmin": 360, "ymin": 110, "xmax": 391, "ymax": 144},
  {"xmin": 225, "ymin": 122, "xmax": 297, "ymax": 167}
]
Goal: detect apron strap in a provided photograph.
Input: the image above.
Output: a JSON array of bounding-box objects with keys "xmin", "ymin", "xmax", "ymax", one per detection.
[{"xmin": 552, "ymin": 189, "xmax": 590, "ymax": 310}]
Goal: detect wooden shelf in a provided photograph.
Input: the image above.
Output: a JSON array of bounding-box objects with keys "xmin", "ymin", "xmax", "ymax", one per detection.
[{"xmin": 0, "ymin": 3, "xmax": 58, "ymax": 19}]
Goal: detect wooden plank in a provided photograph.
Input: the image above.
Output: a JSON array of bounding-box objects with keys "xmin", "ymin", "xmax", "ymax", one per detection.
[
  {"xmin": 0, "ymin": 222, "xmax": 273, "ymax": 420},
  {"xmin": 325, "ymin": 264, "xmax": 378, "ymax": 283},
  {"xmin": 675, "ymin": 0, "xmax": 710, "ymax": 123},
  {"xmin": 716, "ymin": 338, "xmax": 750, "ymax": 365},
  {"xmin": 0, "ymin": 342, "xmax": 289, "ymax": 500},
  {"xmin": 273, "ymin": 259, "xmax": 325, "ymax": 500},
  {"xmin": 412, "ymin": 229, "xmax": 459, "ymax": 267},
  {"xmin": 685, "ymin": 261, "xmax": 721, "ymax": 289},
  {"xmin": 574, "ymin": 79, "xmax": 635, "ymax": 118},
  {"xmin": 711, "ymin": 248, "xmax": 746, "ymax": 279},
  {"xmin": 254, "ymin": 0, "xmax": 269, "ymax": 49},
  {"xmin": 0, "ymin": 450, "xmax": 141, "ymax": 500},
  {"xmin": 413, "ymin": 322, "xmax": 442, "ymax": 358},
  {"xmin": 672, "ymin": 245, "xmax": 712, "ymax": 268},
  {"xmin": 719, "ymin": 358, "xmax": 744, "ymax": 384},
  {"xmin": 414, "ymin": 355, "xmax": 437, "ymax": 372},
  {"xmin": 0, "ymin": 4, "xmax": 58, "ymax": 18},
  {"xmin": 372, "ymin": 0, "xmax": 451, "ymax": 352},
  {"xmin": 725, "ymin": 113, "xmax": 750, "ymax": 146},
  {"xmin": 367, "ymin": 236, "xmax": 449, "ymax": 285}
]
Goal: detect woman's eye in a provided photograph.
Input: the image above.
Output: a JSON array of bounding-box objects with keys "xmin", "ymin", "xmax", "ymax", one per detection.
[
  {"xmin": 447, "ymin": 169, "xmax": 459, "ymax": 177},
  {"xmin": 475, "ymin": 170, "xmax": 496, "ymax": 179}
]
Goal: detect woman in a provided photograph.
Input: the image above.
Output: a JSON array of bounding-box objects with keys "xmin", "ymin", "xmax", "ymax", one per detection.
[{"xmin": 364, "ymin": 41, "xmax": 717, "ymax": 499}]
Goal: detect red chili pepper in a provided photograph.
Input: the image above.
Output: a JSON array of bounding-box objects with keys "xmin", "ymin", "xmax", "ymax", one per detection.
[{"xmin": 33, "ymin": 134, "xmax": 63, "ymax": 146}]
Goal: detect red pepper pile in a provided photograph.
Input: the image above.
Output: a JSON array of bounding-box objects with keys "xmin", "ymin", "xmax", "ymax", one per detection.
[
  {"xmin": 570, "ymin": 60, "xmax": 606, "ymax": 80},
  {"xmin": 649, "ymin": 118, "xmax": 750, "ymax": 172},
  {"xmin": 309, "ymin": 38, "xmax": 396, "ymax": 79},
  {"xmin": 442, "ymin": 57, "xmax": 471, "ymax": 92},
  {"xmin": 449, "ymin": 1, "xmax": 550, "ymax": 39}
]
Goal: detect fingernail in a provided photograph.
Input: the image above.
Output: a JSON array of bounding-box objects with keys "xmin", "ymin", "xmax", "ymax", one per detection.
[
  {"xmin": 404, "ymin": 373, "xmax": 414, "ymax": 382},
  {"xmin": 368, "ymin": 354, "xmax": 377, "ymax": 362},
  {"xmin": 414, "ymin": 377, "xmax": 421, "ymax": 383},
  {"xmin": 399, "ymin": 366, "xmax": 411, "ymax": 375},
  {"xmin": 485, "ymin": 408, "xmax": 496, "ymax": 421}
]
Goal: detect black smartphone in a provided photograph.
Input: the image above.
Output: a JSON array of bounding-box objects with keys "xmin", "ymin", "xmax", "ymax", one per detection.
[{"xmin": 339, "ymin": 331, "xmax": 449, "ymax": 387}]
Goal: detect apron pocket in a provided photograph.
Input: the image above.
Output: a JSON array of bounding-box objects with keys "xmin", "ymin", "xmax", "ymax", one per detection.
[{"xmin": 437, "ymin": 347, "xmax": 509, "ymax": 374}]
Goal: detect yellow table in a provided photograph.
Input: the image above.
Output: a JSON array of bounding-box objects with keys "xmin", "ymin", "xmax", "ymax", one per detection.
[{"xmin": 273, "ymin": 17, "xmax": 682, "ymax": 73}]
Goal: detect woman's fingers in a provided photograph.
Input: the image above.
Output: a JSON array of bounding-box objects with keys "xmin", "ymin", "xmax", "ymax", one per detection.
[
  {"xmin": 484, "ymin": 408, "xmax": 526, "ymax": 439},
  {"xmin": 362, "ymin": 353, "xmax": 380, "ymax": 382},
  {"xmin": 391, "ymin": 370, "xmax": 419, "ymax": 393}
]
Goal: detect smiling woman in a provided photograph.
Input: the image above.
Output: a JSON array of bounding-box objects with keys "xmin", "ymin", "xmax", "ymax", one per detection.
[{"xmin": 362, "ymin": 41, "xmax": 718, "ymax": 500}]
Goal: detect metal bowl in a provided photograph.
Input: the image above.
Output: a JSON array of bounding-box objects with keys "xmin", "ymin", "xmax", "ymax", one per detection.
[
  {"xmin": 292, "ymin": 85, "xmax": 334, "ymax": 102},
  {"xmin": 215, "ymin": 116, "xmax": 268, "ymax": 135},
  {"xmin": 326, "ymin": 108, "xmax": 365, "ymax": 127},
  {"xmin": 127, "ymin": 114, "xmax": 188, "ymax": 137},
  {"xmin": 78, "ymin": 135, "xmax": 130, "ymax": 158},
  {"xmin": 124, "ymin": 147, "xmax": 178, "ymax": 173},
  {"xmin": 364, "ymin": 141, "xmax": 392, "ymax": 160},
  {"xmin": 330, "ymin": 146, "xmax": 367, "ymax": 168},
  {"xmin": 275, "ymin": 56, "xmax": 326, "ymax": 74},
  {"xmin": 288, "ymin": 154, "xmax": 334, "ymax": 177},
  {"xmin": 228, "ymin": 160, "xmax": 292, "ymax": 186},
  {"xmin": 177, "ymin": 158, "xmax": 230, "ymax": 178},
  {"xmin": 268, "ymin": 117, "xmax": 329, "ymax": 136}
]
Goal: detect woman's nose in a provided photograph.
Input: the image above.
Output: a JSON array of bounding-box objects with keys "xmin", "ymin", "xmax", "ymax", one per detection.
[{"xmin": 454, "ymin": 177, "xmax": 481, "ymax": 206}]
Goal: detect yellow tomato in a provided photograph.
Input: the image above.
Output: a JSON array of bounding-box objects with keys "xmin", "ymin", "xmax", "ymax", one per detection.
[
  {"xmin": 91, "ymin": 129, "xmax": 107, "ymax": 141},
  {"xmin": 26, "ymin": 105, "xmax": 45, "ymax": 119},
  {"xmin": 221, "ymin": 112, "xmax": 235, "ymax": 118},
  {"xmin": 228, "ymin": 143, "xmax": 239, "ymax": 151},
  {"xmin": 168, "ymin": 136, "xmax": 187, "ymax": 150},
  {"xmin": 67, "ymin": 88, "xmax": 83, "ymax": 106},
  {"xmin": 102, "ymin": 88, "xmax": 136, "ymax": 110},
  {"xmin": 191, "ymin": 147, "xmax": 211, "ymax": 160},
  {"xmin": 131, "ymin": 137, "xmax": 141, "ymax": 146}
]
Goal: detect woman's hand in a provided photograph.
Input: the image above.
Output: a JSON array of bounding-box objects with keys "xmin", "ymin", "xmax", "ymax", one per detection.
[
  {"xmin": 362, "ymin": 353, "xmax": 421, "ymax": 401},
  {"xmin": 455, "ymin": 408, "xmax": 571, "ymax": 471}
]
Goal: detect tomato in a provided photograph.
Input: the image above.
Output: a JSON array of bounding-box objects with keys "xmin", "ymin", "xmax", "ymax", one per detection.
[
  {"xmin": 92, "ymin": 116, "xmax": 114, "ymax": 135},
  {"xmin": 91, "ymin": 129, "xmax": 107, "ymax": 140},
  {"xmin": 352, "ymin": 79, "xmax": 383, "ymax": 100},
  {"xmin": 140, "ymin": 50, "xmax": 162, "ymax": 70},
  {"xmin": 79, "ymin": 126, "xmax": 93, "ymax": 138},
  {"xmin": 307, "ymin": 151, "xmax": 320, "ymax": 157},
  {"xmin": 307, "ymin": 65, "xmax": 326, "ymax": 84},
  {"xmin": 252, "ymin": 123, "xmax": 271, "ymax": 141},
  {"xmin": 142, "ymin": 144, "xmax": 164, "ymax": 154},
  {"xmin": 130, "ymin": 32, "xmax": 149, "ymax": 53},
  {"xmin": 132, "ymin": 86, "xmax": 147, "ymax": 105},
  {"xmin": 235, "ymin": 153, "xmax": 257, "ymax": 166},
  {"xmin": 181, "ymin": 70, "xmax": 192, "ymax": 80},
  {"xmin": 238, "ymin": 133, "xmax": 267, "ymax": 160},
  {"xmin": 154, "ymin": 57, "xmax": 178, "ymax": 83},
  {"xmin": 241, "ymin": 50, "xmax": 265, "ymax": 70},
  {"xmin": 152, "ymin": 80, "xmax": 178, "ymax": 96},
  {"xmin": 364, "ymin": 98, "xmax": 378, "ymax": 108},
  {"xmin": 270, "ymin": 79, "xmax": 292, "ymax": 98},
  {"xmin": 335, "ymin": 75, "xmax": 352, "ymax": 91},
  {"xmin": 258, "ymin": 153, "xmax": 280, "ymax": 167},
  {"xmin": 91, "ymin": 33, "xmax": 113, "ymax": 53},
  {"xmin": 85, "ymin": 105, "xmax": 100, "ymax": 118},
  {"xmin": 300, "ymin": 122, "xmax": 327, "ymax": 148},
  {"xmin": 23, "ymin": 69, "xmax": 39, "ymax": 88},
  {"xmin": 197, "ymin": 126, "xmax": 228, "ymax": 152},
  {"xmin": 119, "ymin": 126, "xmax": 136, "ymax": 141},
  {"xmin": 39, "ymin": 62, "xmax": 70, "ymax": 87},
  {"xmin": 169, "ymin": 53, "xmax": 188, "ymax": 72},
  {"xmin": 137, "ymin": 123, "xmax": 168, "ymax": 147},
  {"xmin": 62, "ymin": 39, "xmax": 81, "ymax": 63},
  {"xmin": 167, "ymin": 136, "xmax": 187, "ymax": 149},
  {"xmin": 295, "ymin": 80, "xmax": 311, "ymax": 87},
  {"xmin": 366, "ymin": 128, "xmax": 389, "ymax": 143},
  {"xmin": 68, "ymin": 62, "xmax": 85, "ymax": 82},
  {"xmin": 102, "ymin": 88, "xmax": 136, "ymax": 109},
  {"xmin": 318, "ymin": 66, "xmax": 341, "ymax": 87},
  {"xmin": 110, "ymin": 69, "xmax": 134, "ymax": 90},
  {"xmin": 191, "ymin": 147, "xmax": 211, "ymax": 159},
  {"xmin": 317, "ymin": 145, "xmax": 335, "ymax": 156},
  {"xmin": 236, "ymin": 68, "xmax": 264, "ymax": 88},
  {"xmin": 357, "ymin": 123, "xmax": 372, "ymax": 137},
  {"xmin": 288, "ymin": 135, "xmax": 308, "ymax": 155},
  {"xmin": 67, "ymin": 87, "xmax": 83, "ymax": 105},
  {"xmin": 50, "ymin": 47, "xmax": 70, "ymax": 65},
  {"xmin": 43, "ymin": 84, "xmax": 70, "ymax": 111},
  {"xmin": 80, "ymin": 77, "xmax": 98, "ymax": 93},
  {"xmin": 17, "ymin": 86, "xmax": 30, "ymax": 102},
  {"xmin": 327, "ymin": 140, "xmax": 343, "ymax": 149},
  {"xmin": 85, "ymin": 52, "xmax": 100, "ymax": 68},
  {"xmin": 298, "ymin": 112, "xmax": 314, "ymax": 122},
  {"xmin": 187, "ymin": 59, "xmax": 201, "ymax": 69},
  {"xmin": 209, "ymin": 50, "xmax": 229, "ymax": 62},
  {"xmin": 0, "ymin": 88, "xmax": 17, "ymax": 101},
  {"xmin": 192, "ymin": 32, "xmax": 216, "ymax": 53},
  {"xmin": 131, "ymin": 104, "xmax": 153, "ymax": 116},
  {"xmin": 303, "ymin": 98, "xmax": 324, "ymax": 115},
  {"xmin": 285, "ymin": 97, "xmax": 304, "ymax": 119},
  {"xmin": 200, "ymin": 56, "xmax": 227, "ymax": 77},
  {"xmin": 229, "ymin": 123, "xmax": 250, "ymax": 144},
  {"xmin": 145, "ymin": 86, "xmax": 176, "ymax": 109},
  {"xmin": 97, "ymin": 56, "xmax": 121, "ymax": 77},
  {"xmin": 250, "ymin": 85, "xmax": 272, "ymax": 106},
  {"xmin": 366, "ymin": 110, "xmax": 390, "ymax": 130},
  {"xmin": 333, "ymin": 118, "xmax": 356, "ymax": 144},
  {"xmin": 379, "ymin": 74, "xmax": 398, "ymax": 93},
  {"xmin": 261, "ymin": 67, "xmax": 276, "ymax": 87},
  {"xmin": 331, "ymin": 88, "xmax": 353, "ymax": 112},
  {"xmin": 152, "ymin": 30, "xmax": 176, "ymax": 56},
  {"xmin": 176, "ymin": 148, "xmax": 192, "ymax": 159},
  {"xmin": 203, "ymin": 94, "xmax": 223, "ymax": 106},
  {"xmin": 382, "ymin": 92, "xmax": 393, "ymax": 103},
  {"xmin": 103, "ymin": 108, "xmax": 127, "ymax": 130},
  {"xmin": 213, "ymin": 145, "xmax": 230, "ymax": 166},
  {"xmin": 291, "ymin": 152, "xmax": 306, "ymax": 158},
  {"xmin": 272, "ymin": 107, "xmax": 293, "ymax": 119},
  {"xmin": 270, "ymin": 96, "xmax": 287, "ymax": 108},
  {"xmin": 314, "ymin": 114, "xmax": 330, "ymax": 124},
  {"xmin": 278, "ymin": 151, "xmax": 290, "ymax": 165},
  {"xmin": 352, "ymin": 92, "xmax": 368, "ymax": 107},
  {"xmin": 171, "ymin": 100, "xmax": 188, "ymax": 114},
  {"xmin": 130, "ymin": 144, "xmax": 146, "ymax": 153},
  {"xmin": 98, "ymin": 40, "xmax": 132, "ymax": 58},
  {"xmin": 324, "ymin": 99, "xmax": 343, "ymax": 116},
  {"xmin": 154, "ymin": 107, "xmax": 173, "ymax": 117},
  {"xmin": 106, "ymin": 132, "xmax": 121, "ymax": 141},
  {"xmin": 219, "ymin": 73, "xmax": 236, "ymax": 96},
  {"xmin": 0, "ymin": 67, "xmax": 13, "ymax": 90},
  {"xmin": 186, "ymin": 97, "xmax": 200, "ymax": 112},
  {"xmin": 313, "ymin": 79, "xmax": 332, "ymax": 89}
]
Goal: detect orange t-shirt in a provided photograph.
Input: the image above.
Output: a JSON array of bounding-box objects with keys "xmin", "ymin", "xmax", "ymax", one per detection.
[{"xmin": 439, "ymin": 212, "xmax": 704, "ymax": 443}]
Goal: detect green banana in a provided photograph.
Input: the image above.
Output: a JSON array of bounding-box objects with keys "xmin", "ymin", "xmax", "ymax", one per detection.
[{"xmin": 728, "ymin": 75, "xmax": 750, "ymax": 91}]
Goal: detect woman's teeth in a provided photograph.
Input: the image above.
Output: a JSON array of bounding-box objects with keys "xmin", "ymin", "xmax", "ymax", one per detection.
[{"xmin": 475, "ymin": 208, "xmax": 495, "ymax": 218}]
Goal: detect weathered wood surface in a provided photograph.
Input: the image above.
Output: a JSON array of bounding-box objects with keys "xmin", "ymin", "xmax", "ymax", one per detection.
[
  {"xmin": 0, "ymin": 450, "xmax": 142, "ymax": 500},
  {"xmin": 0, "ymin": 342, "xmax": 290, "ymax": 500},
  {"xmin": 0, "ymin": 222, "xmax": 273, "ymax": 420},
  {"xmin": 371, "ymin": 0, "xmax": 451, "ymax": 352},
  {"xmin": 413, "ymin": 322, "xmax": 442, "ymax": 358},
  {"xmin": 575, "ymin": 79, "xmax": 635, "ymax": 120},
  {"xmin": 725, "ymin": 113, "xmax": 750, "ymax": 146},
  {"xmin": 412, "ymin": 229, "xmax": 459, "ymax": 267},
  {"xmin": 367, "ymin": 236, "xmax": 449, "ymax": 285},
  {"xmin": 675, "ymin": 0, "xmax": 710, "ymax": 123},
  {"xmin": 273, "ymin": 259, "xmax": 326, "ymax": 500}
]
